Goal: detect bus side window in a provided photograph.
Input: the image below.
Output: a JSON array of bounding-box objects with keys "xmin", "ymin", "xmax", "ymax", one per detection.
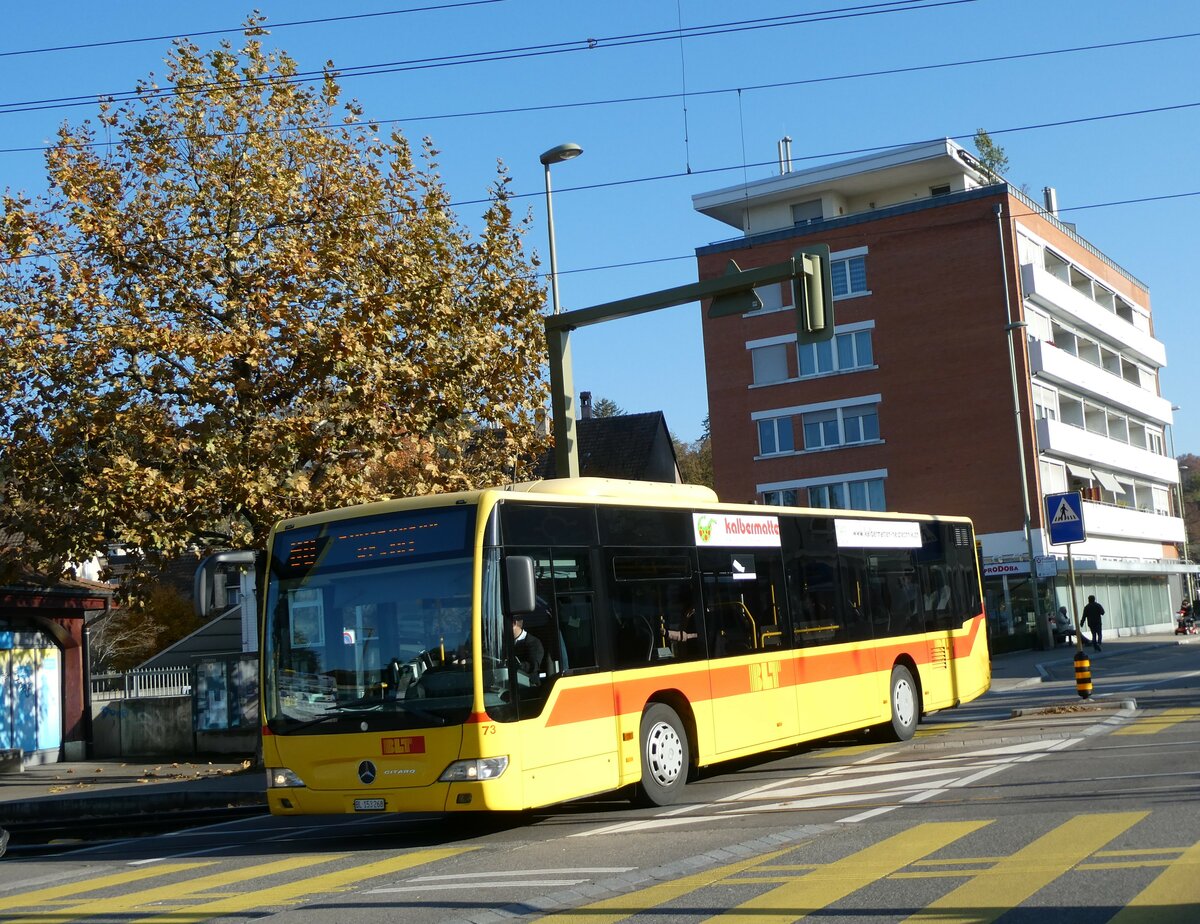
[
  {"xmin": 698, "ymin": 549, "xmax": 789, "ymax": 657},
  {"xmin": 836, "ymin": 551, "xmax": 875, "ymax": 643},
  {"xmin": 607, "ymin": 550, "xmax": 700, "ymax": 667},
  {"xmin": 781, "ymin": 519, "xmax": 841, "ymax": 648},
  {"xmin": 558, "ymin": 595, "xmax": 596, "ymax": 671},
  {"xmin": 529, "ymin": 549, "xmax": 596, "ymax": 676}
]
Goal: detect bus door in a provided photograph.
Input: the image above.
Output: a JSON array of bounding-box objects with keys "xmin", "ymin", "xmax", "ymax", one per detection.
[
  {"xmin": 782, "ymin": 517, "xmax": 879, "ymax": 737},
  {"xmin": 604, "ymin": 548, "xmax": 713, "ymax": 780},
  {"xmin": 698, "ymin": 547, "xmax": 798, "ymax": 755},
  {"xmin": 512, "ymin": 547, "xmax": 619, "ymax": 804}
]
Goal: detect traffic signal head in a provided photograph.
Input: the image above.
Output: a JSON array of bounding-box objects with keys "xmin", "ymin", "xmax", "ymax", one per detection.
[{"xmin": 793, "ymin": 244, "xmax": 835, "ymax": 345}]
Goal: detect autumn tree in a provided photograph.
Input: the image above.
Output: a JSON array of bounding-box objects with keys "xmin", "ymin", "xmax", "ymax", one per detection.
[
  {"xmin": 973, "ymin": 128, "xmax": 1009, "ymax": 181},
  {"xmin": 673, "ymin": 416, "xmax": 713, "ymax": 490},
  {"xmin": 0, "ymin": 24, "xmax": 549, "ymax": 587}
]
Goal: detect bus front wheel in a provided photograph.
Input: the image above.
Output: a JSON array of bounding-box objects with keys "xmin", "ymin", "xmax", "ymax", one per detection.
[
  {"xmin": 635, "ymin": 703, "xmax": 690, "ymax": 806},
  {"xmin": 886, "ymin": 664, "xmax": 920, "ymax": 742}
]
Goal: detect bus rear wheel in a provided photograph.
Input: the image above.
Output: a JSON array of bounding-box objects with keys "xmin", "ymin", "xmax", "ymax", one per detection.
[
  {"xmin": 885, "ymin": 664, "xmax": 920, "ymax": 741},
  {"xmin": 635, "ymin": 703, "xmax": 690, "ymax": 806}
]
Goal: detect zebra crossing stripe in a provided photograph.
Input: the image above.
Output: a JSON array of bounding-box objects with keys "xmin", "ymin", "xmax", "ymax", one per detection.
[
  {"xmin": 1108, "ymin": 839, "xmax": 1200, "ymax": 922},
  {"xmin": 1113, "ymin": 707, "xmax": 1200, "ymax": 736},
  {"xmin": 0, "ymin": 856, "xmax": 350, "ymax": 924},
  {"xmin": 708, "ymin": 821, "xmax": 990, "ymax": 924},
  {"xmin": 124, "ymin": 849, "xmax": 471, "ymax": 924},
  {"xmin": 532, "ymin": 845, "xmax": 799, "ymax": 924},
  {"xmin": 0, "ymin": 850, "xmax": 470, "ymax": 924},
  {"xmin": 905, "ymin": 812, "xmax": 1148, "ymax": 923},
  {"xmin": 0, "ymin": 863, "xmax": 212, "ymax": 912}
]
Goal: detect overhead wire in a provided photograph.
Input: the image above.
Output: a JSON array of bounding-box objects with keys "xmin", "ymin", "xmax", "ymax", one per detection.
[
  {"xmin": 0, "ymin": 0, "xmax": 974, "ymax": 115},
  {"xmin": 1, "ymin": 3, "xmax": 1194, "ymax": 281},
  {"xmin": 0, "ymin": 29, "xmax": 1195, "ymax": 158},
  {"xmin": 0, "ymin": 1, "xmax": 507, "ymax": 59}
]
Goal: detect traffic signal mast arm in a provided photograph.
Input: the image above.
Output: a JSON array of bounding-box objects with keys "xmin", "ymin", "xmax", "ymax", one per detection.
[{"xmin": 545, "ymin": 247, "xmax": 834, "ymax": 478}]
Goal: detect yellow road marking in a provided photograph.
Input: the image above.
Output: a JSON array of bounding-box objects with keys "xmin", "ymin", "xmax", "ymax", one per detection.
[
  {"xmin": 2, "ymin": 856, "xmax": 347, "ymax": 924},
  {"xmin": 904, "ymin": 811, "xmax": 1147, "ymax": 924},
  {"xmin": 0, "ymin": 863, "xmax": 212, "ymax": 913},
  {"xmin": 128, "ymin": 848, "xmax": 470, "ymax": 924},
  {"xmin": 533, "ymin": 846, "xmax": 799, "ymax": 924},
  {"xmin": 1113, "ymin": 707, "xmax": 1200, "ymax": 736},
  {"xmin": 709, "ymin": 821, "xmax": 990, "ymax": 924},
  {"xmin": 1107, "ymin": 838, "xmax": 1200, "ymax": 923}
]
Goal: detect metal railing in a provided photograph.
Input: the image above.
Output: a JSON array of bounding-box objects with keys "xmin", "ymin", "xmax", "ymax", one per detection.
[{"xmin": 91, "ymin": 666, "xmax": 193, "ymax": 701}]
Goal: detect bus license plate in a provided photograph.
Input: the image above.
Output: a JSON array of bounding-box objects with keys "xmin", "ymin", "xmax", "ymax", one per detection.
[{"xmin": 354, "ymin": 798, "xmax": 386, "ymax": 812}]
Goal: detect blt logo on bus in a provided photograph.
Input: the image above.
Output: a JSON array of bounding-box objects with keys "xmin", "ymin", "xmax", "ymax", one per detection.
[
  {"xmin": 749, "ymin": 661, "xmax": 781, "ymax": 692},
  {"xmin": 381, "ymin": 736, "xmax": 426, "ymax": 755}
]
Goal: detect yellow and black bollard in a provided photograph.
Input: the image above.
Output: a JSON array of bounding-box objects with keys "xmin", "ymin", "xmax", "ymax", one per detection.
[{"xmin": 1074, "ymin": 650, "xmax": 1093, "ymax": 699}]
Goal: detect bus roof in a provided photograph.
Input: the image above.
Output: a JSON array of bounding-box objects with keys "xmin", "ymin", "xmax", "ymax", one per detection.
[{"xmin": 271, "ymin": 477, "xmax": 971, "ymax": 533}]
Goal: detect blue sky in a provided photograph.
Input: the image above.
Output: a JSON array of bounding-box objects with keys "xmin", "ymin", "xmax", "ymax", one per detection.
[{"xmin": 3, "ymin": 0, "xmax": 1197, "ymax": 454}]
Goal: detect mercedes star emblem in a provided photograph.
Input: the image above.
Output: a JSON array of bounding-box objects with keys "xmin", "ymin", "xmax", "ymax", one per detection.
[{"xmin": 358, "ymin": 760, "xmax": 377, "ymax": 785}]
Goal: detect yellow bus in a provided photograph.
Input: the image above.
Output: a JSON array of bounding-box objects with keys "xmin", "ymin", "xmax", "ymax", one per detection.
[{"xmin": 260, "ymin": 478, "xmax": 989, "ymax": 815}]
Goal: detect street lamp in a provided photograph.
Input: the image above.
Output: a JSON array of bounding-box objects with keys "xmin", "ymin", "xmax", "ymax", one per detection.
[
  {"xmin": 1168, "ymin": 404, "xmax": 1192, "ymax": 600},
  {"xmin": 539, "ymin": 142, "xmax": 584, "ymax": 315},
  {"xmin": 995, "ymin": 204, "xmax": 1048, "ymax": 648}
]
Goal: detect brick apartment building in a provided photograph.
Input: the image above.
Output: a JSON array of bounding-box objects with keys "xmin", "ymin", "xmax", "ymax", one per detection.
[{"xmin": 691, "ymin": 138, "xmax": 1192, "ymax": 650}]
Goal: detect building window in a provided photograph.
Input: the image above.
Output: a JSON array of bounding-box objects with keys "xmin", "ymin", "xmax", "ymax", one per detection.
[
  {"xmin": 831, "ymin": 255, "xmax": 868, "ymax": 298},
  {"xmin": 1033, "ymin": 383, "xmax": 1058, "ymax": 422},
  {"xmin": 1040, "ymin": 460, "xmax": 1067, "ymax": 494},
  {"xmin": 808, "ymin": 478, "xmax": 886, "ymax": 511},
  {"xmin": 798, "ymin": 329, "xmax": 873, "ymax": 378},
  {"xmin": 930, "ymin": 184, "xmax": 951, "ymax": 196},
  {"xmin": 758, "ymin": 417, "xmax": 795, "ymax": 456},
  {"xmin": 802, "ymin": 403, "xmax": 879, "ymax": 451},
  {"xmin": 799, "ymin": 339, "xmax": 835, "ymax": 377},
  {"xmin": 761, "ymin": 489, "xmax": 797, "ymax": 506},
  {"xmin": 751, "ymin": 343, "xmax": 791, "ymax": 385}
]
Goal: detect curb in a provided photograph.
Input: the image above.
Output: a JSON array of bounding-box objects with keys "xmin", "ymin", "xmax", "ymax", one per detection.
[{"xmin": 0, "ymin": 789, "xmax": 266, "ymax": 825}]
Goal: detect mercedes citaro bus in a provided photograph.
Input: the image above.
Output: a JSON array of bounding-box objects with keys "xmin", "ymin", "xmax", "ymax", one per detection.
[{"xmin": 257, "ymin": 477, "xmax": 989, "ymax": 814}]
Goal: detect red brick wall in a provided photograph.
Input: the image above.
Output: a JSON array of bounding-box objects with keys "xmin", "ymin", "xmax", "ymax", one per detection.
[{"xmin": 699, "ymin": 191, "xmax": 1042, "ymax": 535}]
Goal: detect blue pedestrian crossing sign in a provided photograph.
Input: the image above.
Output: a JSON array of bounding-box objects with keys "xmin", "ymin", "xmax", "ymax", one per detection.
[{"xmin": 1045, "ymin": 491, "xmax": 1086, "ymax": 545}]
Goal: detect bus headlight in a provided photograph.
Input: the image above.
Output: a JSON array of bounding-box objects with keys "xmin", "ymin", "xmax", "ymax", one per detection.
[
  {"xmin": 438, "ymin": 756, "xmax": 509, "ymax": 782},
  {"xmin": 267, "ymin": 767, "xmax": 306, "ymax": 788}
]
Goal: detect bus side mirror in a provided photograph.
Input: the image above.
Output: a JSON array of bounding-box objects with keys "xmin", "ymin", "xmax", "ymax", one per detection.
[{"xmin": 504, "ymin": 556, "xmax": 537, "ymax": 616}]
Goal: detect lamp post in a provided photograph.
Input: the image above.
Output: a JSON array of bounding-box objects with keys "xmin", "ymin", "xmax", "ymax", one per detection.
[
  {"xmin": 995, "ymin": 204, "xmax": 1049, "ymax": 648},
  {"xmin": 540, "ymin": 143, "xmax": 584, "ymax": 477},
  {"xmin": 1168, "ymin": 405, "xmax": 1191, "ymax": 601},
  {"xmin": 539, "ymin": 142, "xmax": 583, "ymax": 315}
]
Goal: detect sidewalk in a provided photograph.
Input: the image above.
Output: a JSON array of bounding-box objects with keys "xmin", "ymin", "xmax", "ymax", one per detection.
[
  {"xmin": 1, "ymin": 630, "xmax": 1193, "ymax": 829},
  {"xmin": 0, "ymin": 758, "xmax": 265, "ymax": 826},
  {"xmin": 989, "ymin": 626, "xmax": 1196, "ymax": 692}
]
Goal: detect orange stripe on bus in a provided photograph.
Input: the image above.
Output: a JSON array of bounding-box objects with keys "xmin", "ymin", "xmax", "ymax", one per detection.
[{"xmin": 542, "ymin": 612, "xmax": 985, "ymax": 728}]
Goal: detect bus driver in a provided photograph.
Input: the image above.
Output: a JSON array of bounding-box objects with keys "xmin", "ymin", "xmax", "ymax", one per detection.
[{"xmin": 511, "ymin": 616, "xmax": 545, "ymax": 678}]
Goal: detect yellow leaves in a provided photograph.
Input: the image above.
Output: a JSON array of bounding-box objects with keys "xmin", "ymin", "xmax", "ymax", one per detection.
[{"xmin": 1, "ymin": 28, "xmax": 551, "ymax": 591}]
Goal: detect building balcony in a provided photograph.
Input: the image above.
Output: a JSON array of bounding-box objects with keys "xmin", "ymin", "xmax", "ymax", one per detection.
[
  {"xmin": 1021, "ymin": 262, "xmax": 1165, "ymax": 367},
  {"xmin": 1029, "ymin": 339, "xmax": 1172, "ymax": 425},
  {"xmin": 1081, "ymin": 499, "xmax": 1185, "ymax": 544},
  {"xmin": 1036, "ymin": 417, "xmax": 1180, "ymax": 484}
]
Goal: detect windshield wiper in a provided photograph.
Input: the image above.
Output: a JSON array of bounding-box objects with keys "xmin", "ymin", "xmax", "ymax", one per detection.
[{"xmin": 275, "ymin": 700, "xmax": 448, "ymax": 734}]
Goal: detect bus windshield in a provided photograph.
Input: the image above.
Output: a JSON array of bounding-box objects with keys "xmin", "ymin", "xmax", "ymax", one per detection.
[{"xmin": 262, "ymin": 504, "xmax": 477, "ymax": 734}]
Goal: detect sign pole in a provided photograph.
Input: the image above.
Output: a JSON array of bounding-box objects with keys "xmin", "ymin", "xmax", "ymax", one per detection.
[
  {"xmin": 1067, "ymin": 544, "xmax": 1083, "ymax": 654},
  {"xmin": 1044, "ymin": 490, "xmax": 1091, "ymax": 699}
]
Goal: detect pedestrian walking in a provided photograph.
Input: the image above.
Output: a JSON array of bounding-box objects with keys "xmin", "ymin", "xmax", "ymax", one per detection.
[{"xmin": 1082, "ymin": 595, "xmax": 1105, "ymax": 651}]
